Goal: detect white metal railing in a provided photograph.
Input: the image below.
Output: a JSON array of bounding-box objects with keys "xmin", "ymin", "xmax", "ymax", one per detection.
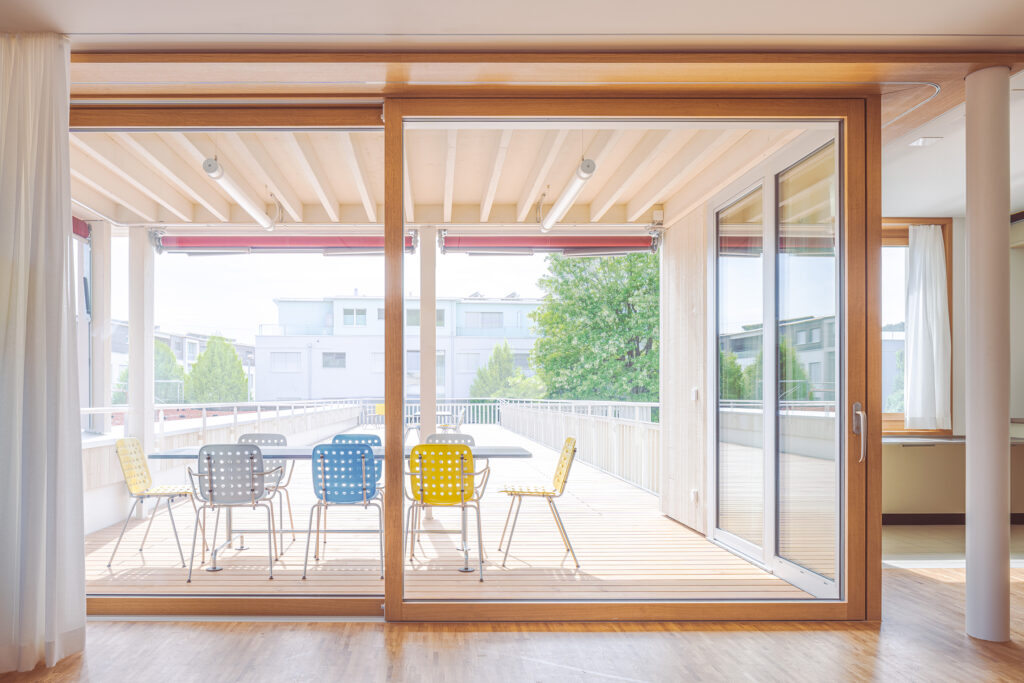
[{"xmin": 498, "ymin": 398, "xmax": 661, "ymax": 493}]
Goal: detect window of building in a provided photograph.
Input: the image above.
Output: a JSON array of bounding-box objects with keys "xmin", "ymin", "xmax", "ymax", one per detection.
[
  {"xmin": 270, "ymin": 351, "xmax": 302, "ymax": 373},
  {"xmin": 881, "ymin": 218, "xmax": 953, "ymax": 434},
  {"xmin": 407, "ymin": 309, "xmax": 420, "ymax": 326},
  {"xmin": 810, "ymin": 327, "xmax": 821, "ymax": 344},
  {"xmin": 377, "ymin": 307, "xmax": 385, "ymax": 321},
  {"xmin": 514, "ymin": 352, "xmax": 531, "ymax": 373},
  {"xmin": 456, "ymin": 352, "xmax": 479, "ymax": 373},
  {"xmin": 465, "ymin": 311, "xmax": 503, "ymax": 328},
  {"xmin": 796, "ymin": 329, "xmax": 807, "ymax": 345},
  {"xmin": 343, "ymin": 308, "xmax": 367, "ymax": 326},
  {"xmin": 371, "ymin": 352, "xmax": 385, "ymax": 373},
  {"xmin": 436, "ymin": 309, "xmax": 445, "ymax": 327},
  {"xmin": 322, "ymin": 352, "xmax": 346, "ymax": 369},
  {"xmin": 186, "ymin": 340, "xmax": 198, "ymax": 362},
  {"xmin": 437, "ymin": 351, "xmax": 446, "ymax": 386}
]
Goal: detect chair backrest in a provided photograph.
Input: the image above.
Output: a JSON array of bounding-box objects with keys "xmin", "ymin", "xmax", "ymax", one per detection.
[
  {"xmin": 115, "ymin": 437, "xmax": 152, "ymax": 496},
  {"xmin": 552, "ymin": 437, "xmax": 577, "ymax": 496},
  {"xmin": 425, "ymin": 432, "xmax": 475, "ymax": 446},
  {"xmin": 238, "ymin": 433, "xmax": 287, "ymax": 446},
  {"xmin": 332, "ymin": 433, "xmax": 382, "ymax": 446},
  {"xmin": 196, "ymin": 444, "xmax": 266, "ymax": 504},
  {"xmin": 409, "ymin": 444, "xmax": 475, "ymax": 506},
  {"xmin": 311, "ymin": 444, "xmax": 377, "ymax": 504}
]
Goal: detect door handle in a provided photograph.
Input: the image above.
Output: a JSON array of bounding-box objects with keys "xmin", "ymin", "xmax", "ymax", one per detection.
[{"xmin": 852, "ymin": 402, "xmax": 867, "ymax": 463}]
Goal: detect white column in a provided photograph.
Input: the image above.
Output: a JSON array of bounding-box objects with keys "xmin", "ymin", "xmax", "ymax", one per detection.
[
  {"xmin": 128, "ymin": 227, "xmax": 155, "ymax": 452},
  {"xmin": 420, "ymin": 227, "xmax": 438, "ymax": 437},
  {"xmin": 89, "ymin": 221, "xmax": 112, "ymax": 433},
  {"xmin": 965, "ymin": 65, "xmax": 1011, "ymax": 643}
]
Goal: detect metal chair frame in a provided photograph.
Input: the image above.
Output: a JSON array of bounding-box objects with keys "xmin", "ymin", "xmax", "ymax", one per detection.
[
  {"xmin": 238, "ymin": 433, "xmax": 295, "ymax": 550},
  {"xmin": 186, "ymin": 444, "xmax": 281, "ymax": 582},
  {"xmin": 438, "ymin": 407, "xmax": 466, "ymax": 433},
  {"xmin": 108, "ymin": 438, "xmax": 206, "ymax": 570},
  {"xmin": 302, "ymin": 444, "xmax": 384, "ymax": 580},
  {"xmin": 403, "ymin": 444, "xmax": 489, "ymax": 581},
  {"xmin": 498, "ymin": 437, "xmax": 580, "ymax": 568}
]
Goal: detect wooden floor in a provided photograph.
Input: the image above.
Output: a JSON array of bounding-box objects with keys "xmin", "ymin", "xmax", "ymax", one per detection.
[
  {"xmin": 87, "ymin": 426, "xmax": 810, "ymax": 600},
  {"xmin": 14, "ymin": 568, "xmax": 1024, "ymax": 682}
]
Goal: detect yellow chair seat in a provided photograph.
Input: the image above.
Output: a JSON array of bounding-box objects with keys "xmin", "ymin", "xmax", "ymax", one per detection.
[
  {"xmin": 139, "ymin": 484, "xmax": 193, "ymax": 498},
  {"xmin": 500, "ymin": 485, "xmax": 557, "ymax": 497}
]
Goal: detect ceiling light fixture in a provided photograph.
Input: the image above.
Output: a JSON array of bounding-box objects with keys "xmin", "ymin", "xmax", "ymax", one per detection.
[
  {"xmin": 908, "ymin": 136, "xmax": 943, "ymax": 147},
  {"xmin": 540, "ymin": 158, "xmax": 596, "ymax": 233},
  {"xmin": 202, "ymin": 158, "xmax": 276, "ymax": 231}
]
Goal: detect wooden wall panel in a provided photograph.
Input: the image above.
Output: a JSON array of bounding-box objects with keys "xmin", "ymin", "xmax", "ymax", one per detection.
[{"xmin": 659, "ymin": 206, "xmax": 708, "ymax": 532}]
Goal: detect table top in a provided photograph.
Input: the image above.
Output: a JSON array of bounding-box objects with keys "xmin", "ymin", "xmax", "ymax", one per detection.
[{"xmin": 149, "ymin": 444, "xmax": 531, "ymax": 460}]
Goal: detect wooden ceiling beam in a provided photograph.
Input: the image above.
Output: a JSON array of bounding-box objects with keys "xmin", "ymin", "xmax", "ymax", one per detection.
[
  {"xmin": 589, "ymin": 130, "xmax": 674, "ymax": 222},
  {"xmin": 443, "ymin": 130, "xmax": 458, "ymax": 224},
  {"xmin": 113, "ymin": 133, "xmax": 231, "ymax": 222},
  {"xmin": 626, "ymin": 129, "xmax": 748, "ymax": 222},
  {"xmin": 220, "ymin": 132, "xmax": 305, "ymax": 223},
  {"xmin": 69, "ymin": 146, "xmax": 160, "ymax": 222},
  {"xmin": 480, "ymin": 129, "xmax": 513, "ymax": 223},
  {"xmin": 337, "ymin": 131, "xmax": 377, "ymax": 224},
  {"xmin": 71, "ymin": 133, "xmax": 193, "ymax": 222},
  {"xmin": 516, "ymin": 129, "xmax": 569, "ymax": 223},
  {"xmin": 285, "ymin": 132, "xmax": 340, "ymax": 222}
]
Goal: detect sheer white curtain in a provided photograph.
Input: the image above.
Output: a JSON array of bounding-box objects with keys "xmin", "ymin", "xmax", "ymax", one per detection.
[
  {"xmin": 0, "ymin": 33, "xmax": 86, "ymax": 672},
  {"xmin": 905, "ymin": 224, "xmax": 952, "ymax": 429}
]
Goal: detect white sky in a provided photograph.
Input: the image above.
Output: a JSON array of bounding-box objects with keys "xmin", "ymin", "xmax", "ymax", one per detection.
[
  {"xmin": 110, "ymin": 237, "xmax": 550, "ymax": 345},
  {"xmin": 718, "ymin": 254, "xmax": 837, "ymax": 334}
]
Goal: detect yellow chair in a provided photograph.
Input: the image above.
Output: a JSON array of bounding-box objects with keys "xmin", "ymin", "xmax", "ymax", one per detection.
[
  {"xmin": 498, "ymin": 437, "xmax": 579, "ymax": 568},
  {"xmin": 108, "ymin": 437, "xmax": 203, "ymax": 569},
  {"xmin": 404, "ymin": 444, "xmax": 489, "ymax": 580}
]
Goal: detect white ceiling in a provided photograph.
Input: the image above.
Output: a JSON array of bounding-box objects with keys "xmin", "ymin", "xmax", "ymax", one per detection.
[
  {"xmin": 881, "ymin": 71, "xmax": 1024, "ymax": 217},
  {"xmin": 3, "ymin": 0, "xmax": 1024, "ymax": 50}
]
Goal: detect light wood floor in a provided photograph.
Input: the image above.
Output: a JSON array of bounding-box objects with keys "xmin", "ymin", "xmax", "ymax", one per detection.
[
  {"xmin": 87, "ymin": 426, "xmax": 810, "ymax": 600},
  {"xmin": 13, "ymin": 568, "xmax": 1024, "ymax": 682}
]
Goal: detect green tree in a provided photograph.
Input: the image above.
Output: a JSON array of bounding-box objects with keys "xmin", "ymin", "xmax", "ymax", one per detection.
[
  {"xmin": 184, "ymin": 336, "xmax": 249, "ymax": 403},
  {"xmin": 111, "ymin": 339, "xmax": 185, "ymax": 404},
  {"xmin": 719, "ymin": 351, "xmax": 745, "ymax": 399},
  {"xmin": 742, "ymin": 337, "xmax": 812, "ymax": 401},
  {"xmin": 470, "ymin": 341, "xmax": 545, "ymax": 399},
  {"xmin": 885, "ymin": 350, "xmax": 905, "ymax": 412},
  {"xmin": 530, "ymin": 253, "xmax": 659, "ymax": 401}
]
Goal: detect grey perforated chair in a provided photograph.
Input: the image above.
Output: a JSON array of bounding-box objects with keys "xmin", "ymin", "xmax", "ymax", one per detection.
[
  {"xmin": 425, "ymin": 432, "xmax": 476, "ymax": 446},
  {"xmin": 238, "ymin": 433, "xmax": 294, "ymax": 549},
  {"xmin": 187, "ymin": 444, "xmax": 281, "ymax": 581}
]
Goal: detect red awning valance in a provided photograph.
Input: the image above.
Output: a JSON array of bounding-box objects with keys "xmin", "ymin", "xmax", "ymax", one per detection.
[
  {"xmin": 155, "ymin": 234, "xmax": 415, "ymax": 255},
  {"xmin": 441, "ymin": 234, "xmax": 658, "ymax": 256}
]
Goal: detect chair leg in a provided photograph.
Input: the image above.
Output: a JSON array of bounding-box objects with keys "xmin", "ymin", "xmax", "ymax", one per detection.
[
  {"xmin": 277, "ymin": 490, "xmax": 285, "ymax": 551},
  {"xmin": 498, "ymin": 496, "xmax": 516, "ymax": 551},
  {"xmin": 107, "ymin": 498, "xmax": 140, "ymax": 568},
  {"xmin": 502, "ymin": 496, "xmax": 523, "ymax": 568},
  {"xmin": 262, "ymin": 503, "xmax": 275, "ymax": 580},
  {"xmin": 283, "ymin": 487, "xmax": 296, "ymax": 541},
  {"xmin": 189, "ymin": 495, "xmax": 209, "ymax": 554},
  {"xmin": 321, "ymin": 507, "xmax": 328, "ymax": 556},
  {"xmin": 165, "ymin": 497, "xmax": 186, "ymax": 568},
  {"xmin": 302, "ymin": 504, "xmax": 317, "ymax": 579},
  {"xmin": 209, "ymin": 507, "xmax": 222, "ymax": 570},
  {"xmin": 474, "ymin": 504, "xmax": 484, "ymax": 582},
  {"xmin": 548, "ymin": 497, "xmax": 580, "ymax": 569},
  {"xmin": 313, "ymin": 505, "xmax": 322, "ymax": 561},
  {"xmin": 187, "ymin": 504, "xmax": 203, "ymax": 583},
  {"xmin": 139, "ymin": 496, "xmax": 160, "ymax": 551}
]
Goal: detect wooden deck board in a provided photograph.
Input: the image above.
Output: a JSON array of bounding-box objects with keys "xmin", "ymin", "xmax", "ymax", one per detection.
[{"xmin": 86, "ymin": 426, "xmax": 810, "ymax": 601}]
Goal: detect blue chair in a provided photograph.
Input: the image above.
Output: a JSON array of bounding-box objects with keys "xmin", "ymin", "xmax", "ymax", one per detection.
[
  {"xmin": 302, "ymin": 443, "xmax": 383, "ymax": 579},
  {"xmin": 333, "ymin": 433, "xmax": 384, "ymax": 483}
]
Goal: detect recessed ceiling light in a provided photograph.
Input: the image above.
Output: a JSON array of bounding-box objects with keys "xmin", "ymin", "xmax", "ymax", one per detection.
[{"xmin": 909, "ymin": 136, "xmax": 943, "ymax": 147}]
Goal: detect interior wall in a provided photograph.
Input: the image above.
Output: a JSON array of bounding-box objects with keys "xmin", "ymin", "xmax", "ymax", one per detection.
[{"xmin": 659, "ymin": 206, "xmax": 707, "ymax": 532}]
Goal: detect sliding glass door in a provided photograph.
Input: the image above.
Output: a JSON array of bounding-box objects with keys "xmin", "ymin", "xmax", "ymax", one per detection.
[{"xmin": 711, "ymin": 130, "xmax": 843, "ymax": 599}]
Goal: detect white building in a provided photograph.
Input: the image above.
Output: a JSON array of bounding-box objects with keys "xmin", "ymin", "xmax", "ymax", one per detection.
[{"xmin": 255, "ymin": 293, "xmax": 540, "ymax": 400}]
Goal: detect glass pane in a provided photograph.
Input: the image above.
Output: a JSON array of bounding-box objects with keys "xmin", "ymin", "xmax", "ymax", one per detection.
[
  {"xmin": 776, "ymin": 141, "xmax": 838, "ymax": 580},
  {"xmin": 716, "ymin": 187, "xmax": 765, "ymax": 547},
  {"xmin": 881, "ymin": 246, "xmax": 908, "ymax": 412}
]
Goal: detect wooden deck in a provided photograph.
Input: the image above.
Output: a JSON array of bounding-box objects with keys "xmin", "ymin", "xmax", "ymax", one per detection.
[{"xmin": 86, "ymin": 426, "xmax": 810, "ymax": 601}]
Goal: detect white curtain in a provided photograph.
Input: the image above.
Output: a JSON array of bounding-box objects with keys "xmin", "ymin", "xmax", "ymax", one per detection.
[
  {"xmin": 905, "ymin": 224, "xmax": 952, "ymax": 429},
  {"xmin": 0, "ymin": 33, "xmax": 86, "ymax": 672}
]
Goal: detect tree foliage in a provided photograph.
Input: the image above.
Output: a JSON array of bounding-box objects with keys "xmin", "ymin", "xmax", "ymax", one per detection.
[
  {"xmin": 470, "ymin": 341, "xmax": 545, "ymax": 399},
  {"xmin": 184, "ymin": 336, "xmax": 249, "ymax": 403},
  {"xmin": 741, "ymin": 337, "xmax": 812, "ymax": 401},
  {"xmin": 719, "ymin": 351, "xmax": 745, "ymax": 399},
  {"xmin": 530, "ymin": 253, "xmax": 659, "ymax": 401},
  {"xmin": 885, "ymin": 350, "xmax": 905, "ymax": 412},
  {"xmin": 112, "ymin": 339, "xmax": 185, "ymax": 404}
]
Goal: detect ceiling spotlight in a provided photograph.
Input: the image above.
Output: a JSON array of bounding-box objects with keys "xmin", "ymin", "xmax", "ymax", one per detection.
[
  {"xmin": 540, "ymin": 158, "xmax": 596, "ymax": 233},
  {"xmin": 202, "ymin": 158, "xmax": 275, "ymax": 231}
]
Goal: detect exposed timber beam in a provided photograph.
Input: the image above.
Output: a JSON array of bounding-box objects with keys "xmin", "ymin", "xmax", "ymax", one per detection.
[
  {"xmin": 443, "ymin": 130, "xmax": 458, "ymax": 223},
  {"xmin": 589, "ymin": 130, "xmax": 677, "ymax": 222},
  {"xmin": 480, "ymin": 129, "xmax": 513, "ymax": 223},
  {"xmin": 221, "ymin": 132, "xmax": 304, "ymax": 223},
  {"xmin": 337, "ymin": 131, "xmax": 377, "ymax": 224},
  {"xmin": 70, "ymin": 146, "xmax": 160, "ymax": 222},
  {"xmin": 516, "ymin": 129, "xmax": 569, "ymax": 223},
  {"xmin": 285, "ymin": 132, "xmax": 340, "ymax": 222}
]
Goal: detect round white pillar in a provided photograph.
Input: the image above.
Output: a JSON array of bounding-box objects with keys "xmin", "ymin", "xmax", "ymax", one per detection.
[{"xmin": 964, "ymin": 64, "xmax": 1011, "ymax": 642}]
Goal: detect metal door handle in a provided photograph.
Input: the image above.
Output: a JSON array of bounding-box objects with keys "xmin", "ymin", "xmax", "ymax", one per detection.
[{"xmin": 852, "ymin": 402, "xmax": 867, "ymax": 463}]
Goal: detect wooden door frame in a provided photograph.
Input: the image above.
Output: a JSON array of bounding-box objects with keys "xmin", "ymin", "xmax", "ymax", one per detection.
[{"xmin": 383, "ymin": 96, "xmax": 879, "ymax": 622}]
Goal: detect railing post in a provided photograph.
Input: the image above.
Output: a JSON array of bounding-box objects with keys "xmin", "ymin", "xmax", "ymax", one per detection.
[{"xmin": 201, "ymin": 407, "xmax": 207, "ymax": 445}]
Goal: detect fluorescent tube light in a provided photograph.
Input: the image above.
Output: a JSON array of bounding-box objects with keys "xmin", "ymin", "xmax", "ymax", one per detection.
[
  {"xmin": 540, "ymin": 158, "xmax": 596, "ymax": 233},
  {"xmin": 202, "ymin": 158, "xmax": 275, "ymax": 230},
  {"xmin": 908, "ymin": 137, "xmax": 943, "ymax": 147}
]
